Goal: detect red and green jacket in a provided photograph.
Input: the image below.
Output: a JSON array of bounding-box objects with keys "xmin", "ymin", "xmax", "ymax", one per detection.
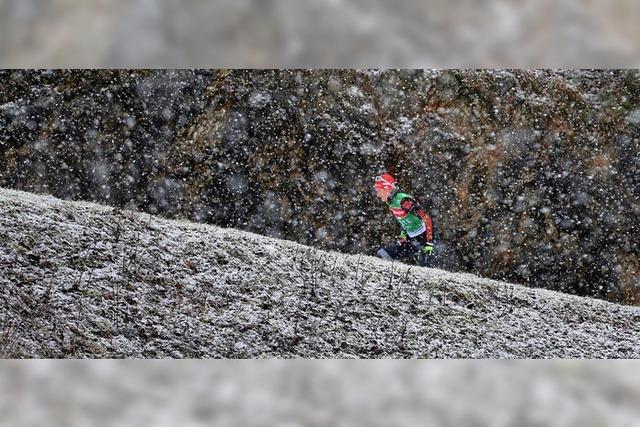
[{"xmin": 386, "ymin": 191, "xmax": 434, "ymax": 240}]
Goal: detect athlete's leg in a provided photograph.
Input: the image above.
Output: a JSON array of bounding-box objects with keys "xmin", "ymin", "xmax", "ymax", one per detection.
[{"xmin": 377, "ymin": 240, "xmax": 414, "ymax": 261}]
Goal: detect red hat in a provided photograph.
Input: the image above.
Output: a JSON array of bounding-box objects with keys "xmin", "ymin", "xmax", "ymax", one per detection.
[{"xmin": 374, "ymin": 173, "xmax": 396, "ymax": 191}]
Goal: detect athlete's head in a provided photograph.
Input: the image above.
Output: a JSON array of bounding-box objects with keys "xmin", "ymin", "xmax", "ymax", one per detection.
[{"xmin": 374, "ymin": 172, "xmax": 396, "ymax": 202}]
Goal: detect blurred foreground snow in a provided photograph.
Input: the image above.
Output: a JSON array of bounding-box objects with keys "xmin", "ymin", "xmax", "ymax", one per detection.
[
  {"xmin": 0, "ymin": 0, "xmax": 639, "ymax": 67},
  {"xmin": 1, "ymin": 360, "xmax": 640, "ymax": 426}
]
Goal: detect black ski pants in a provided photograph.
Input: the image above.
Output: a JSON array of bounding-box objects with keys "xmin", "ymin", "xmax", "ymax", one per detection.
[{"xmin": 377, "ymin": 232, "xmax": 434, "ymax": 267}]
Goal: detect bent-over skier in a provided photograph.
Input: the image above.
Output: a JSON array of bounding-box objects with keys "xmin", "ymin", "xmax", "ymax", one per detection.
[{"xmin": 373, "ymin": 172, "xmax": 435, "ymax": 267}]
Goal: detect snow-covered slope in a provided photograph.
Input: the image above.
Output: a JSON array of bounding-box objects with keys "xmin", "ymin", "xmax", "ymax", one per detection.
[{"xmin": 1, "ymin": 187, "xmax": 639, "ymax": 358}]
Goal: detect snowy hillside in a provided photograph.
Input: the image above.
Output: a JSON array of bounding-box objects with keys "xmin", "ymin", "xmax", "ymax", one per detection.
[
  {"xmin": 1, "ymin": 187, "xmax": 639, "ymax": 358},
  {"xmin": 3, "ymin": 69, "xmax": 639, "ymax": 303}
]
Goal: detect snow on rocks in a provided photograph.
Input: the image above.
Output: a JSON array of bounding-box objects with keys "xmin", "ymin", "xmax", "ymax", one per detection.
[{"xmin": 1, "ymin": 187, "xmax": 639, "ymax": 358}]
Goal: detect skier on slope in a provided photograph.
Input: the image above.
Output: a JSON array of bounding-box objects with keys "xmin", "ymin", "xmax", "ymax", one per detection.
[{"xmin": 373, "ymin": 172, "xmax": 435, "ymax": 267}]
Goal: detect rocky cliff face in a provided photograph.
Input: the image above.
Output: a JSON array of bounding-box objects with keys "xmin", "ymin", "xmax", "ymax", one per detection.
[
  {"xmin": 1, "ymin": 188, "xmax": 639, "ymax": 358},
  {"xmin": 0, "ymin": 70, "xmax": 638, "ymax": 304}
]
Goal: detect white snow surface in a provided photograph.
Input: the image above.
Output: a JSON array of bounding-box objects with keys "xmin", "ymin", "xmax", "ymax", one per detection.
[{"xmin": 1, "ymin": 187, "xmax": 639, "ymax": 358}]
